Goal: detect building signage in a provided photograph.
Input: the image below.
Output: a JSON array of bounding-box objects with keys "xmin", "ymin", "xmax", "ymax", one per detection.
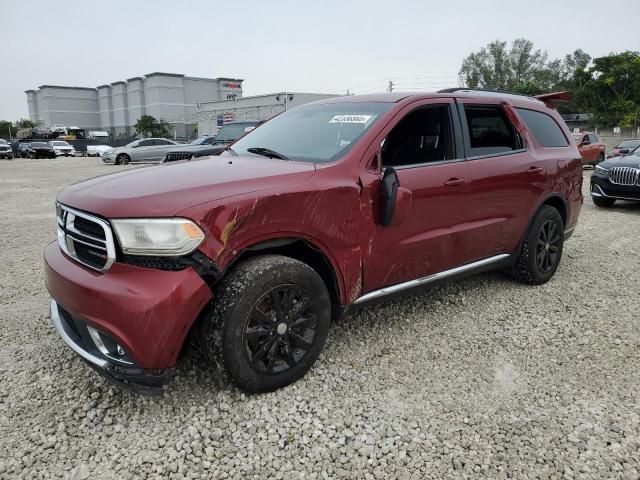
[{"xmin": 222, "ymin": 82, "xmax": 242, "ymax": 89}]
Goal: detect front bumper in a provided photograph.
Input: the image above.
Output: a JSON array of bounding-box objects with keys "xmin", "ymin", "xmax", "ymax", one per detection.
[
  {"xmin": 101, "ymin": 153, "xmax": 116, "ymax": 163},
  {"xmin": 590, "ymin": 176, "xmax": 640, "ymax": 202},
  {"xmin": 44, "ymin": 242, "xmax": 213, "ymax": 391}
]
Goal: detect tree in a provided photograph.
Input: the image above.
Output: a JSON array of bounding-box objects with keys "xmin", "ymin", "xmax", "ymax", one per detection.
[
  {"xmin": 0, "ymin": 121, "xmax": 13, "ymax": 139},
  {"xmin": 459, "ymin": 40, "xmax": 591, "ymax": 97},
  {"xmin": 572, "ymin": 51, "xmax": 640, "ymax": 127},
  {"xmin": 16, "ymin": 119, "xmax": 39, "ymax": 129},
  {"xmin": 134, "ymin": 115, "xmax": 171, "ymax": 137}
]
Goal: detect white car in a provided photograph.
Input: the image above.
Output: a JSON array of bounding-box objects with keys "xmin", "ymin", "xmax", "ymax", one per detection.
[
  {"xmin": 87, "ymin": 145, "xmax": 112, "ymax": 157},
  {"xmin": 50, "ymin": 141, "xmax": 76, "ymax": 157}
]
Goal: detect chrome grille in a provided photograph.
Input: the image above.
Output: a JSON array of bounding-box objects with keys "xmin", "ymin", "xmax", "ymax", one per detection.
[
  {"xmin": 609, "ymin": 167, "xmax": 640, "ymax": 186},
  {"xmin": 164, "ymin": 152, "xmax": 193, "ymax": 162},
  {"xmin": 56, "ymin": 203, "xmax": 116, "ymax": 271}
]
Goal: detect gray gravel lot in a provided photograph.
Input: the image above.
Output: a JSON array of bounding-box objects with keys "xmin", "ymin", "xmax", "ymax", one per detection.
[{"xmin": 1, "ymin": 157, "xmax": 639, "ymax": 479}]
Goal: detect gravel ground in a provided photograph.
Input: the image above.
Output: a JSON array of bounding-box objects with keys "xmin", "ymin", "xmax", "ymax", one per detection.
[{"xmin": 1, "ymin": 157, "xmax": 639, "ymax": 479}]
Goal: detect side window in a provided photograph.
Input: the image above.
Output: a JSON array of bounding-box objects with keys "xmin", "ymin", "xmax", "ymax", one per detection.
[
  {"xmin": 138, "ymin": 140, "xmax": 153, "ymax": 147},
  {"xmin": 463, "ymin": 105, "xmax": 522, "ymax": 156},
  {"xmin": 515, "ymin": 108, "xmax": 569, "ymax": 147},
  {"xmin": 381, "ymin": 105, "xmax": 455, "ymax": 167},
  {"xmin": 582, "ymin": 135, "xmax": 590, "ymax": 145},
  {"xmin": 589, "ymin": 134, "xmax": 599, "ymax": 144}
]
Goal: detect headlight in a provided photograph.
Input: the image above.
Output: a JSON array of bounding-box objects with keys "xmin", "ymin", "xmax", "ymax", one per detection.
[
  {"xmin": 594, "ymin": 165, "xmax": 610, "ymax": 177},
  {"xmin": 111, "ymin": 218, "xmax": 205, "ymax": 256}
]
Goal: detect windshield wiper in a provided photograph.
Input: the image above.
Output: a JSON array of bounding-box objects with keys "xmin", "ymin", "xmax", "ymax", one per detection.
[{"xmin": 247, "ymin": 147, "xmax": 289, "ymax": 160}]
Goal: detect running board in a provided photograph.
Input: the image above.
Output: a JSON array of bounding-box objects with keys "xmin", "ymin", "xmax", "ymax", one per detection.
[{"xmin": 354, "ymin": 254, "xmax": 511, "ymax": 305}]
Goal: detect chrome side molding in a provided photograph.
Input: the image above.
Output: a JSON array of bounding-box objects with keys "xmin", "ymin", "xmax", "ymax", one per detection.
[{"xmin": 354, "ymin": 254, "xmax": 510, "ymax": 304}]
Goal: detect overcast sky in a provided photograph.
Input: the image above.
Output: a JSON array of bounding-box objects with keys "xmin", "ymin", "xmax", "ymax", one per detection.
[{"xmin": 1, "ymin": 0, "xmax": 638, "ymax": 120}]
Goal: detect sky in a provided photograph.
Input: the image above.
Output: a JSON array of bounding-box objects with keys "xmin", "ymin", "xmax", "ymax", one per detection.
[{"xmin": 0, "ymin": 0, "xmax": 638, "ymax": 120}]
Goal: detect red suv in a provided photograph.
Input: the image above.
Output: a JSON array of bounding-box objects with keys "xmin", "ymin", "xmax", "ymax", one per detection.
[
  {"xmin": 44, "ymin": 89, "xmax": 583, "ymax": 394},
  {"xmin": 573, "ymin": 131, "xmax": 606, "ymax": 166}
]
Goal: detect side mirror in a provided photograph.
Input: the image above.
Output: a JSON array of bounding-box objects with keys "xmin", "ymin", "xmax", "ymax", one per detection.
[
  {"xmin": 380, "ymin": 167, "xmax": 412, "ymax": 227},
  {"xmin": 619, "ymin": 148, "xmax": 630, "ymax": 154},
  {"xmin": 380, "ymin": 167, "xmax": 399, "ymax": 227}
]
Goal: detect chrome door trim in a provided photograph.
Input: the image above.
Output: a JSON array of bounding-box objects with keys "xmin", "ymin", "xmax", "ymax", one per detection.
[{"xmin": 354, "ymin": 253, "xmax": 510, "ymax": 304}]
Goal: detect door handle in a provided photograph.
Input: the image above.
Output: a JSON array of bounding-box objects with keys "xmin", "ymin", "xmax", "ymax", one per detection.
[
  {"xmin": 444, "ymin": 178, "xmax": 466, "ymax": 187},
  {"xmin": 528, "ymin": 166, "xmax": 544, "ymax": 174}
]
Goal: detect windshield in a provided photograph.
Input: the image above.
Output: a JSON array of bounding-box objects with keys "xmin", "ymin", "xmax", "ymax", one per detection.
[
  {"xmin": 190, "ymin": 137, "xmax": 210, "ymax": 145},
  {"xmin": 618, "ymin": 140, "xmax": 640, "ymax": 149},
  {"xmin": 215, "ymin": 123, "xmax": 257, "ymax": 142},
  {"xmin": 51, "ymin": 141, "xmax": 70, "ymax": 146},
  {"xmin": 231, "ymin": 103, "xmax": 391, "ymax": 163},
  {"xmin": 32, "ymin": 142, "xmax": 49, "ymax": 147}
]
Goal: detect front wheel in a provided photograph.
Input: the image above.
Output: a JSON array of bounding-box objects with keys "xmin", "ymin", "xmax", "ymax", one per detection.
[
  {"xmin": 508, "ymin": 205, "xmax": 564, "ymax": 285},
  {"xmin": 592, "ymin": 196, "xmax": 615, "ymax": 208},
  {"xmin": 198, "ymin": 255, "xmax": 331, "ymax": 393}
]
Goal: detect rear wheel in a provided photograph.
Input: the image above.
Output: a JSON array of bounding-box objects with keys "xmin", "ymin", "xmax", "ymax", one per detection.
[
  {"xmin": 592, "ymin": 196, "xmax": 615, "ymax": 208},
  {"xmin": 508, "ymin": 205, "xmax": 564, "ymax": 285},
  {"xmin": 198, "ymin": 255, "xmax": 331, "ymax": 393}
]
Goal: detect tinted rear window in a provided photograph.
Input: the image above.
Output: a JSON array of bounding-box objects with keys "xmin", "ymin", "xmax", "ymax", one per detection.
[{"xmin": 516, "ymin": 108, "xmax": 568, "ymax": 148}]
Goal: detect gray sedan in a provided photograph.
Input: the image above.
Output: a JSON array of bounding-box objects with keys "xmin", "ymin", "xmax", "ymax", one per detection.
[{"xmin": 101, "ymin": 138, "xmax": 179, "ymax": 165}]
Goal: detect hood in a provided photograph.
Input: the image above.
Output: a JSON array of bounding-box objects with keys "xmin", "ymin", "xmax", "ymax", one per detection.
[
  {"xmin": 58, "ymin": 155, "xmax": 316, "ymax": 218},
  {"xmin": 600, "ymin": 154, "xmax": 640, "ymax": 169}
]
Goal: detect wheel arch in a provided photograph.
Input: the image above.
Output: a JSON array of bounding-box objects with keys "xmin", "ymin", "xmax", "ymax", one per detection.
[
  {"xmin": 222, "ymin": 236, "xmax": 345, "ymax": 314},
  {"xmin": 514, "ymin": 193, "xmax": 568, "ymax": 257}
]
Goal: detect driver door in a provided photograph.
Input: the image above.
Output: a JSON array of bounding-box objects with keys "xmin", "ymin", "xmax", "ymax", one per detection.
[{"xmin": 359, "ymin": 99, "xmax": 473, "ymax": 292}]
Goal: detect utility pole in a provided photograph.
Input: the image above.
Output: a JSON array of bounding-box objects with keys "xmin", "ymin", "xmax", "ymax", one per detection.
[{"xmin": 387, "ymin": 79, "xmax": 394, "ymax": 93}]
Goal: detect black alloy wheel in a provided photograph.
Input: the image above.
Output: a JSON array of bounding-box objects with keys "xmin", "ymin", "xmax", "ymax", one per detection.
[
  {"xmin": 536, "ymin": 220, "xmax": 561, "ymax": 274},
  {"xmin": 198, "ymin": 255, "xmax": 331, "ymax": 393},
  {"xmin": 243, "ymin": 284, "xmax": 318, "ymax": 374}
]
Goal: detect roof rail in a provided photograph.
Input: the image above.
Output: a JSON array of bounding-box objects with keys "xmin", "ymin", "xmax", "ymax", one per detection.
[{"xmin": 437, "ymin": 87, "xmax": 541, "ymax": 102}]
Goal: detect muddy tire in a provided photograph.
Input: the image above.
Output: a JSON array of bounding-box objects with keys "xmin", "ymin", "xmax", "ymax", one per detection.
[
  {"xmin": 198, "ymin": 255, "xmax": 331, "ymax": 393},
  {"xmin": 508, "ymin": 205, "xmax": 564, "ymax": 285}
]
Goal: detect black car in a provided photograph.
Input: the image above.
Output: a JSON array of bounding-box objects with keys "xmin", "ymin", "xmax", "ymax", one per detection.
[
  {"xmin": 162, "ymin": 121, "xmax": 263, "ymax": 162},
  {"xmin": 17, "ymin": 142, "xmax": 31, "ymax": 158},
  {"xmin": 26, "ymin": 142, "xmax": 56, "ymax": 159},
  {"xmin": 591, "ymin": 153, "xmax": 640, "ymax": 207}
]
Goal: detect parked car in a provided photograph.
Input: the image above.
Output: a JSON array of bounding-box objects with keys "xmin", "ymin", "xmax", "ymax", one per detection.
[
  {"xmin": 101, "ymin": 138, "xmax": 179, "ymax": 164},
  {"xmin": 27, "ymin": 142, "xmax": 56, "ymax": 158},
  {"xmin": 162, "ymin": 121, "xmax": 262, "ymax": 163},
  {"xmin": 44, "ymin": 89, "xmax": 583, "ymax": 394},
  {"xmin": 607, "ymin": 139, "xmax": 640, "ymax": 159},
  {"xmin": 17, "ymin": 142, "xmax": 31, "ymax": 158},
  {"xmin": 86, "ymin": 145, "xmax": 112, "ymax": 157},
  {"xmin": 0, "ymin": 139, "xmax": 13, "ymax": 159},
  {"xmin": 591, "ymin": 151, "xmax": 640, "ymax": 207},
  {"xmin": 572, "ymin": 132, "xmax": 606, "ymax": 166},
  {"xmin": 50, "ymin": 140, "xmax": 76, "ymax": 157}
]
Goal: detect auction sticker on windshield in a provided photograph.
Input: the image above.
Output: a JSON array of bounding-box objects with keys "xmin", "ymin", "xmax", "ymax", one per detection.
[{"xmin": 329, "ymin": 114, "xmax": 374, "ymax": 124}]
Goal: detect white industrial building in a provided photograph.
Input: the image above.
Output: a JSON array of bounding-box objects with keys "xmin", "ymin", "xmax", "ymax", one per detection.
[
  {"xmin": 26, "ymin": 73, "xmax": 244, "ymax": 137},
  {"xmin": 196, "ymin": 92, "xmax": 339, "ymax": 136}
]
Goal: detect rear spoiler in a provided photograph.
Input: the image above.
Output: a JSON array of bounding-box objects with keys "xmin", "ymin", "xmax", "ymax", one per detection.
[{"xmin": 535, "ymin": 91, "xmax": 571, "ymax": 109}]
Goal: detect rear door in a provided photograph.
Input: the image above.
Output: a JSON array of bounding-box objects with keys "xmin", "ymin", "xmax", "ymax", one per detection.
[
  {"xmin": 131, "ymin": 139, "xmax": 155, "ymax": 161},
  {"xmin": 152, "ymin": 139, "xmax": 176, "ymax": 161},
  {"xmin": 456, "ymin": 99, "xmax": 542, "ymax": 260}
]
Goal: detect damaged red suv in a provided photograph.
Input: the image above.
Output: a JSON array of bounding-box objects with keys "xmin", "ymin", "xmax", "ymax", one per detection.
[{"xmin": 44, "ymin": 89, "xmax": 583, "ymax": 394}]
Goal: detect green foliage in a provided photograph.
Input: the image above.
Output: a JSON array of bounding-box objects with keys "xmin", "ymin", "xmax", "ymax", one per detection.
[
  {"xmin": 572, "ymin": 51, "xmax": 640, "ymax": 127},
  {"xmin": 134, "ymin": 115, "xmax": 171, "ymax": 137},
  {"xmin": 0, "ymin": 119, "xmax": 42, "ymax": 139},
  {"xmin": 460, "ymin": 41, "xmax": 640, "ymax": 127}
]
